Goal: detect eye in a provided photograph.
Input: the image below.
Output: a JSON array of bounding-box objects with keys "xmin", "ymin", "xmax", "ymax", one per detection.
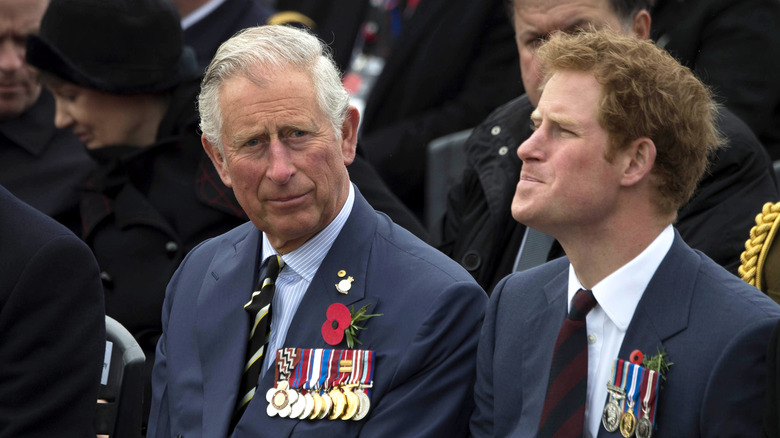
[
  {"xmin": 526, "ymin": 35, "xmax": 547, "ymax": 50},
  {"xmin": 291, "ymin": 130, "xmax": 306, "ymax": 138},
  {"xmin": 246, "ymin": 138, "xmax": 260, "ymax": 147},
  {"xmin": 529, "ymin": 120, "xmax": 540, "ymax": 131}
]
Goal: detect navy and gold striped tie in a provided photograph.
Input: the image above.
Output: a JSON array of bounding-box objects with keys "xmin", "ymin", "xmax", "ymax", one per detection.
[
  {"xmin": 231, "ymin": 254, "xmax": 284, "ymax": 431},
  {"xmin": 538, "ymin": 288, "xmax": 598, "ymax": 438}
]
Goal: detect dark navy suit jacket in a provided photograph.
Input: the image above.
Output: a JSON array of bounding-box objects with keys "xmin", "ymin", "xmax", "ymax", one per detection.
[
  {"xmin": 148, "ymin": 188, "xmax": 487, "ymax": 437},
  {"xmin": 471, "ymin": 232, "xmax": 780, "ymax": 437}
]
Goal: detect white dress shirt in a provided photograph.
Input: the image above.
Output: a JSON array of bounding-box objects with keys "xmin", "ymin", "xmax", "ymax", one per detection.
[
  {"xmin": 259, "ymin": 184, "xmax": 355, "ymax": 376},
  {"xmin": 567, "ymin": 225, "xmax": 674, "ymax": 438}
]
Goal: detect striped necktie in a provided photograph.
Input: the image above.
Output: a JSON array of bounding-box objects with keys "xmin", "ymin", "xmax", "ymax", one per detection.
[
  {"xmin": 538, "ymin": 288, "xmax": 598, "ymax": 438},
  {"xmin": 230, "ymin": 254, "xmax": 284, "ymax": 431}
]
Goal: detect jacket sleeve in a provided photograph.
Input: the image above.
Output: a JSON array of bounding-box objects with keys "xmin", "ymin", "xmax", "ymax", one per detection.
[
  {"xmin": 700, "ymin": 314, "xmax": 780, "ymax": 436},
  {"xmin": 0, "ymin": 235, "xmax": 105, "ymax": 438},
  {"xmin": 359, "ymin": 280, "xmax": 488, "ymax": 438}
]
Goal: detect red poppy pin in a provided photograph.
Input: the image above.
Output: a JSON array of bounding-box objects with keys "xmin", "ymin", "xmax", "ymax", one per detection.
[{"xmin": 321, "ymin": 302, "xmax": 382, "ymax": 348}]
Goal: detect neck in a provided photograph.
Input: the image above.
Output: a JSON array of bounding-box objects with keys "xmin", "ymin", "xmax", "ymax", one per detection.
[
  {"xmin": 557, "ymin": 211, "xmax": 672, "ymax": 289},
  {"xmin": 128, "ymin": 95, "xmax": 170, "ymax": 147}
]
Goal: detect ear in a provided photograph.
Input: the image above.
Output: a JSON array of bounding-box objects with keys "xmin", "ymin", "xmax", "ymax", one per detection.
[
  {"xmin": 202, "ymin": 133, "xmax": 233, "ymax": 188},
  {"xmin": 631, "ymin": 9, "xmax": 651, "ymax": 40},
  {"xmin": 620, "ymin": 137, "xmax": 656, "ymax": 187},
  {"xmin": 340, "ymin": 106, "xmax": 359, "ymax": 166}
]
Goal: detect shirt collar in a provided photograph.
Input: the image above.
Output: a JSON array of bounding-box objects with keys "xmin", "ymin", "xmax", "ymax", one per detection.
[
  {"xmin": 568, "ymin": 225, "xmax": 674, "ymax": 329},
  {"xmin": 262, "ymin": 183, "xmax": 355, "ymax": 282}
]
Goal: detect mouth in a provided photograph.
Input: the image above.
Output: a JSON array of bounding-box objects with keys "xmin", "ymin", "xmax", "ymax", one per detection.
[
  {"xmin": 73, "ymin": 131, "xmax": 92, "ymax": 145},
  {"xmin": 519, "ymin": 172, "xmax": 542, "ymax": 184},
  {"xmin": 267, "ymin": 191, "xmax": 310, "ymax": 206},
  {"xmin": 0, "ymin": 83, "xmax": 20, "ymax": 94}
]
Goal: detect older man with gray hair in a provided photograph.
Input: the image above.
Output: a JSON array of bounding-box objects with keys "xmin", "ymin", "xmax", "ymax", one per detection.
[{"xmin": 147, "ymin": 24, "xmax": 486, "ymax": 438}]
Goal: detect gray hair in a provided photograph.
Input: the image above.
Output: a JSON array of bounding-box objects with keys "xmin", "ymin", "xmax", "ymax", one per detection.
[{"xmin": 198, "ymin": 25, "xmax": 350, "ymax": 152}]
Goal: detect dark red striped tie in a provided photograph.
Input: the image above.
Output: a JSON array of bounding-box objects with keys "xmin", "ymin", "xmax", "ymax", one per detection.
[{"xmin": 538, "ymin": 288, "xmax": 598, "ymax": 438}]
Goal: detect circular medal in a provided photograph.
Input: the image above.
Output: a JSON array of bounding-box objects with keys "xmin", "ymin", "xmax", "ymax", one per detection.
[
  {"xmin": 619, "ymin": 411, "xmax": 637, "ymax": 437},
  {"xmin": 602, "ymin": 400, "xmax": 621, "ymax": 432},
  {"xmin": 309, "ymin": 392, "xmax": 323, "ymax": 420},
  {"xmin": 341, "ymin": 388, "xmax": 359, "ymax": 420},
  {"xmin": 328, "ymin": 388, "xmax": 346, "ymax": 420},
  {"xmin": 636, "ymin": 416, "xmax": 653, "ymax": 438},
  {"xmin": 289, "ymin": 390, "xmax": 305, "ymax": 418},
  {"xmin": 318, "ymin": 392, "xmax": 332, "ymax": 420},
  {"xmin": 266, "ymin": 387, "xmax": 277, "ymax": 403},
  {"xmin": 352, "ymin": 389, "xmax": 371, "ymax": 421},
  {"xmin": 298, "ymin": 392, "xmax": 314, "ymax": 420},
  {"xmin": 271, "ymin": 389, "xmax": 289, "ymax": 411}
]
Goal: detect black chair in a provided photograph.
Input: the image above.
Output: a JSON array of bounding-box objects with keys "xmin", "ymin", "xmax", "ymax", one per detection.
[
  {"xmin": 95, "ymin": 316, "xmax": 146, "ymax": 438},
  {"xmin": 425, "ymin": 128, "xmax": 473, "ymax": 241}
]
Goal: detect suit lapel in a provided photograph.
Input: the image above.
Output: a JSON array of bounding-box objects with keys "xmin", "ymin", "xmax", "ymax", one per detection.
[
  {"xmin": 618, "ymin": 233, "xmax": 695, "ymax": 357},
  {"xmin": 196, "ymin": 224, "xmax": 261, "ymax": 437},
  {"xmin": 597, "ymin": 232, "xmax": 696, "ymax": 437},
  {"xmin": 518, "ymin": 268, "xmax": 569, "ymax": 429},
  {"xmin": 237, "ymin": 190, "xmax": 380, "ymax": 437}
]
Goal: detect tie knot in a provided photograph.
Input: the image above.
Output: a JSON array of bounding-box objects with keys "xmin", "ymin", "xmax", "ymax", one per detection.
[
  {"xmin": 568, "ymin": 288, "xmax": 597, "ymax": 320},
  {"xmin": 265, "ymin": 254, "xmax": 284, "ymax": 281}
]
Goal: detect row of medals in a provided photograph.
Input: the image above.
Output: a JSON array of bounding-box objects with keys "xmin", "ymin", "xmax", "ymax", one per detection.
[
  {"xmin": 601, "ymin": 383, "xmax": 653, "ymax": 438},
  {"xmin": 266, "ymin": 381, "xmax": 371, "ymax": 421}
]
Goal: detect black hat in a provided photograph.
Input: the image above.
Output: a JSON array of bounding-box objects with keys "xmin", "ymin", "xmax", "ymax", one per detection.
[{"xmin": 26, "ymin": 0, "xmax": 199, "ymax": 95}]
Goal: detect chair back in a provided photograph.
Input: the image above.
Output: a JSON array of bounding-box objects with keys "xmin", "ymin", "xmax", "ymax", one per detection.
[
  {"xmin": 425, "ymin": 128, "xmax": 473, "ymax": 241},
  {"xmin": 95, "ymin": 316, "xmax": 146, "ymax": 438}
]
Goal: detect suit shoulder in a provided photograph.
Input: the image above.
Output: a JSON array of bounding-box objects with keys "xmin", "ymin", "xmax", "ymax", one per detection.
[
  {"xmin": 374, "ymin": 212, "xmax": 484, "ymax": 287},
  {"xmin": 178, "ymin": 220, "xmax": 255, "ymax": 266},
  {"xmin": 492, "ymin": 257, "xmax": 569, "ymax": 304},
  {"xmin": 695, "ymin": 252, "xmax": 780, "ymax": 320},
  {"xmin": 0, "ymin": 186, "xmax": 84, "ymax": 250}
]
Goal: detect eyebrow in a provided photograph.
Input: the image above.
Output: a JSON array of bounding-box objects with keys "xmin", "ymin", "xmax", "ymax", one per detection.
[
  {"xmin": 530, "ymin": 109, "xmax": 582, "ymax": 131},
  {"xmin": 520, "ymin": 19, "xmax": 593, "ymax": 41}
]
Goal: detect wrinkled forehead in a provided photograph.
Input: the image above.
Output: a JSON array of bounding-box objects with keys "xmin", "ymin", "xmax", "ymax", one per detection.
[
  {"xmin": 0, "ymin": 0, "xmax": 49, "ymax": 34},
  {"xmin": 513, "ymin": 0, "xmax": 623, "ymax": 35}
]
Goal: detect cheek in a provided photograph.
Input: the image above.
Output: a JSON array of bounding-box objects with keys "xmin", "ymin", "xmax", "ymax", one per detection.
[{"xmin": 519, "ymin": 51, "xmax": 542, "ymax": 104}]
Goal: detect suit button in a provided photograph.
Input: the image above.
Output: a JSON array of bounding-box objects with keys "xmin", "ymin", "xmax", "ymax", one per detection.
[
  {"xmin": 165, "ymin": 241, "xmax": 179, "ymax": 258},
  {"xmin": 490, "ymin": 125, "xmax": 501, "ymax": 135},
  {"xmin": 462, "ymin": 250, "xmax": 482, "ymax": 271},
  {"xmin": 100, "ymin": 271, "xmax": 114, "ymax": 290},
  {"xmin": 498, "ymin": 146, "xmax": 509, "ymax": 156}
]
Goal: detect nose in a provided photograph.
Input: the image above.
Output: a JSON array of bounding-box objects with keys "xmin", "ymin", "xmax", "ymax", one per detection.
[
  {"xmin": 0, "ymin": 40, "xmax": 23, "ymax": 73},
  {"xmin": 517, "ymin": 128, "xmax": 546, "ymax": 164},
  {"xmin": 53, "ymin": 98, "xmax": 74, "ymax": 129},
  {"xmin": 266, "ymin": 140, "xmax": 295, "ymax": 184}
]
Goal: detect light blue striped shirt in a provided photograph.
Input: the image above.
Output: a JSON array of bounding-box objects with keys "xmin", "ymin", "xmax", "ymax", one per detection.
[{"xmin": 260, "ymin": 183, "xmax": 355, "ymax": 376}]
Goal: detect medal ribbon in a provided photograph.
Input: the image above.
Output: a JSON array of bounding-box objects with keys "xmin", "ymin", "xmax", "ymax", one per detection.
[
  {"xmin": 349, "ymin": 350, "xmax": 362, "ymax": 387},
  {"xmin": 318, "ymin": 349, "xmax": 332, "ymax": 391},
  {"xmin": 625, "ymin": 363, "xmax": 644, "ymax": 418},
  {"xmin": 326, "ymin": 349, "xmax": 340, "ymax": 389},
  {"xmin": 272, "ymin": 348, "xmax": 299, "ymax": 384},
  {"xmin": 337, "ymin": 349, "xmax": 354, "ymax": 387},
  {"xmin": 362, "ymin": 350, "xmax": 374, "ymax": 397},
  {"xmin": 307, "ymin": 348, "xmax": 322, "ymax": 391},
  {"xmin": 290, "ymin": 348, "xmax": 310, "ymax": 390},
  {"xmin": 639, "ymin": 368, "xmax": 661, "ymax": 423}
]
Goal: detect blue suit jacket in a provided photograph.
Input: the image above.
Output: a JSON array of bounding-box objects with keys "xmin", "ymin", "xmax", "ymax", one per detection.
[
  {"xmin": 470, "ymin": 232, "xmax": 780, "ymax": 437},
  {"xmin": 148, "ymin": 190, "xmax": 487, "ymax": 437}
]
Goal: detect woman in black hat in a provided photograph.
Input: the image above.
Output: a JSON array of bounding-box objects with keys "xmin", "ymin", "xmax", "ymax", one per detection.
[{"xmin": 25, "ymin": 0, "xmax": 247, "ymax": 424}]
